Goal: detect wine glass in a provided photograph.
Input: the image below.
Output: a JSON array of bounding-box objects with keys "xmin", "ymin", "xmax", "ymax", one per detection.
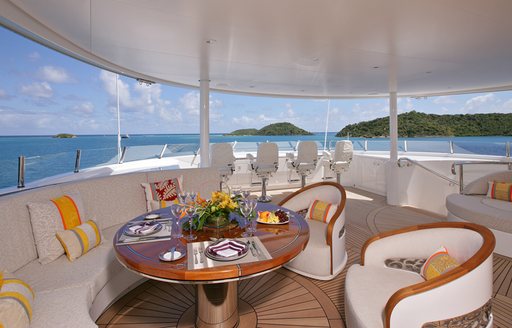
[
  {"xmin": 183, "ymin": 205, "xmax": 197, "ymax": 241},
  {"xmin": 241, "ymin": 201, "xmax": 256, "ymax": 237},
  {"xmin": 241, "ymin": 189, "xmax": 251, "ymax": 200},
  {"xmin": 178, "ymin": 192, "xmax": 188, "ymax": 205},
  {"xmin": 169, "ymin": 204, "xmax": 184, "ymax": 238},
  {"xmin": 189, "ymin": 191, "xmax": 197, "ymax": 204},
  {"xmin": 231, "ymin": 185, "xmax": 242, "ymax": 198}
]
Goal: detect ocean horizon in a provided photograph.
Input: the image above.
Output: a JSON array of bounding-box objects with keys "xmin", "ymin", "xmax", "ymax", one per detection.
[{"xmin": 0, "ymin": 133, "xmax": 511, "ymax": 189}]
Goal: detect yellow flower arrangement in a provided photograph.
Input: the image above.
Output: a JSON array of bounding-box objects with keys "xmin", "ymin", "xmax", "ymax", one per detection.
[{"xmin": 185, "ymin": 191, "xmax": 240, "ymax": 230}]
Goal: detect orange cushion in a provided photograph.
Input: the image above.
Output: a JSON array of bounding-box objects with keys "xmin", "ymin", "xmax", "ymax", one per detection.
[
  {"xmin": 487, "ymin": 181, "xmax": 512, "ymax": 202},
  {"xmin": 306, "ymin": 200, "xmax": 337, "ymax": 223},
  {"xmin": 420, "ymin": 246, "xmax": 460, "ymax": 280}
]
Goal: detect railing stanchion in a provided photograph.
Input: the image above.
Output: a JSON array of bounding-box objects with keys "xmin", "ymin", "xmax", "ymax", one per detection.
[
  {"xmin": 74, "ymin": 149, "xmax": 81, "ymax": 173},
  {"xmin": 449, "ymin": 141, "xmax": 454, "ymax": 154},
  {"xmin": 17, "ymin": 156, "xmax": 25, "ymax": 188},
  {"xmin": 159, "ymin": 144, "xmax": 168, "ymax": 159},
  {"xmin": 506, "ymin": 141, "xmax": 510, "ymax": 158},
  {"xmin": 119, "ymin": 146, "xmax": 127, "ymax": 164},
  {"xmin": 459, "ymin": 165, "xmax": 464, "ymax": 193},
  {"xmin": 404, "ymin": 140, "xmax": 408, "ymax": 152},
  {"xmin": 364, "ymin": 139, "xmax": 368, "ymax": 152}
]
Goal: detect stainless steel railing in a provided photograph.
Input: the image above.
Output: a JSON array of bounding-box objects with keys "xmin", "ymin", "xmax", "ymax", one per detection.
[
  {"xmin": 397, "ymin": 157, "xmax": 460, "ymax": 185},
  {"xmin": 451, "ymin": 160, "xmax": 512, "ymax": 193}
]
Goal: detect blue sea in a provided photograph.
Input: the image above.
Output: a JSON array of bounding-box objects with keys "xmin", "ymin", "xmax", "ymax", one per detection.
[{"xmin": 0, "ymin": 133, "xmax": 510, "ymax": 189}]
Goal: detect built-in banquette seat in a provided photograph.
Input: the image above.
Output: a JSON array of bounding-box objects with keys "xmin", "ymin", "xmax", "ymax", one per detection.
[
  {"xmin": 0, "ymin": 168, "xmax": 219, "ymax": 327},
  {"xmin": 446, "ymin": 170, "xmax": 512, "ymax": 257},
  {"xmin": 345, "ymin": 222, "xmax": 495, "ymax": 328}
]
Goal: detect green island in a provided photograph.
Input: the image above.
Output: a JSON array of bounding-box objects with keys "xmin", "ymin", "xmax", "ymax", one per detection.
[
  {"xmin": 53, "ymin": 133, "xmax": 76, "ymax": 138},
  {"xmin": 336, "ymin": 111, "xmax": 512, "ymax": 138},
  {"xmin": 226, "ymin": 122, "xmax": 313, "ymax": 136}
]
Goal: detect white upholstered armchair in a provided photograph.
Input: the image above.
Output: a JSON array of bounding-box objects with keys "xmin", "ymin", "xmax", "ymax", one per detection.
[
  {"xmin": 278, "ymin": 181, "xmax": 347, "ymax": 280},
  {"xmin": 345, "ymin": 222, "xmax": 495, "ymax": 328}
]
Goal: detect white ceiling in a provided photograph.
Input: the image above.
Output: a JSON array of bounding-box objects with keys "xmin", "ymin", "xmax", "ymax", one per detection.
[{"xmin": 3, "ymin": 0, "xmax": 512, "ymax": 98}]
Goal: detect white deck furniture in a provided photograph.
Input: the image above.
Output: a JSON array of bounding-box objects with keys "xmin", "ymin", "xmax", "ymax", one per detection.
[
  {"xmin": 345, "ymin": 222, "xmax": 495, "ymax": 328},
  {"xmin": 278, "ymin": 181, "xmax": 347, "ymax": 280},
  {"xmin": 247, "ymin": 142, "xmax": 279, "ymax": 202},
  {"xmin": 210, "ymin": 143, "xmax": 236, "ymax": 192},
  {"xmin": 0, "ymin": 168, "xmax": 219, "ymax": 327},
  {"xmin": 286, "ymin": 141, "xmax": 318, "ymax": 187},
  {"xmin": 447, "ymin": 170, "xmax": 512, "ymax": 257},
  {"xmin": 323, "ymin": 140, "xmax": 353, "ymax": 184}
]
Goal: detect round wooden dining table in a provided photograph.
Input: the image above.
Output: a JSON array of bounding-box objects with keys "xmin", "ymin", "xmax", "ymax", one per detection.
[{"xmin": 114, "ymin": 203, "xmax": 309, "ymax": 328}]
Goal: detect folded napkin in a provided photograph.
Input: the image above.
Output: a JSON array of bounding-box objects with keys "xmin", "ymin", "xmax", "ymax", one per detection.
[
  {"xmin": 208, "ymin": 240, "xmax": 247, "ymax": 258},
  {"xmin": 127, "ymin": 221, "xmax": 160, "ymax": 235}
]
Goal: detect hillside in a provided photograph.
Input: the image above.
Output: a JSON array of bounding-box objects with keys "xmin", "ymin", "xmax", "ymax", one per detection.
[
  {"xmin": 226, "ymin": 122, "xmax": 313, "ymax": 136},
  {"xmin": 336, "ymin": 111, "xmax": 512, "ymax": 137}
]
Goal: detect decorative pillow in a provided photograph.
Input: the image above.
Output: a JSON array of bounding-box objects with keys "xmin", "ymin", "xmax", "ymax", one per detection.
[
  {"xmin": 385, "ymin": 258, "xmax": 426, "ymax": 274},
  {"xmin": 27, "ymin": 192, "xmax": 86, "ymax": 264},
  {"xmin": 487, "ymin": 181, "xmax": 512, "ymax": 202},
  {"xmin": 421, "ymin": 246, "xmax": 460, "ymax": 280},
  {"xmin": 305, "ymin": 200, "xmax": 338, "ymax": 223},
  {"xmin": 56, "ymin": 220, "xmax": 102, "ymax": 261},
  {"xmin": 0, "ymin": 272, "xmax": 34, "ymax": 328},
  {"xmin": 141, "ymin": 176, "xmax": 183, "ymax": 212}
]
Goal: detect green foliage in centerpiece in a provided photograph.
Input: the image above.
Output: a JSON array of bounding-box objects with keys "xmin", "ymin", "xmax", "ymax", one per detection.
[{"xmin": 184, "ymin": 191, "xmax": 240, "ymax": 231}]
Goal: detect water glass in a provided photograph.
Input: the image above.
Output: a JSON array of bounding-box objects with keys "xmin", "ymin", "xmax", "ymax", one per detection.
[
  {"xmin": 241, "ymin": 200, "xmax": 257, "ymax": 237},
  {"xmin": 189, "ymin": 191, "xmax": 198, "ymax": 203},
  {"xmin": 183, "ymin": 205, "xmax": 197, "ymax": 241},
  {"xmin": 241, "ymin": 189, "xmax": 251, "ymax": 200},
  {"xmin": 231, "ymin": 185, "xmax": 242, "ymax": 198},
  {"xmin": 169, "ymin": 204, "xmax": 184, "ymax": 238}
]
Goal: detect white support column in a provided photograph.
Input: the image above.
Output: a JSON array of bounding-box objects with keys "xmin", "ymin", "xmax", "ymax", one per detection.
[
  {"xmin": 387, "ymin": 91, "xmax": 400, "ymax": 205},
  {"xmin": 199, "ymin": 79, "xmax": 210, "ymax": 167}
]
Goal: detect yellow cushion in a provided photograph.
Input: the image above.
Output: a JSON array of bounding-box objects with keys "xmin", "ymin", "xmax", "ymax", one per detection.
[
  {"xmin": 488, "ymin": 181, "xmax": 512, "ymax": 202},
  {"xmin": 421, "ymin": 246, "xmax": 460, "ymax": 280},
  {"xmin": 306, "ymin": 200, "xmax": 338, "ymax": 223},
  {"xmin": 56, "ymin": 220, "xmax": 102, "ymax": 261},
  {"xmin": 0, "ymin": 272, "xmax": 34, "ymax": 328}
]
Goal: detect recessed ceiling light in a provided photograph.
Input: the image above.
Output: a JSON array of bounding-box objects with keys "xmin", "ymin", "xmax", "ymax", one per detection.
[
  {"xmin": 372, "ymin": 66, "xmax": 380, "ymax": 69},
  {"xmin": 206, "ymin": 39, "xmax": 217, "ymax": 44},
  {"xmin": 425, "ymin": 71, "xmax": 432, "ymax": 74},
  {"xmin": 300, "ymin": 89, "xmax": 305, "ymax": 92},
  {"xmin": 249, "ymin": 85, "xmax": 255, "ymax": 88}
]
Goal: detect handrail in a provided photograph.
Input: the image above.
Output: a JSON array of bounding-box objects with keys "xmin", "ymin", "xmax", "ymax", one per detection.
[
  {"xmin": 451, "ymin": 160, "xmax": 512, "ymax": 193},
  {"xmin": 398, "ymin": 157, "xmax": 459, "ymax": 185},
  {"xmin": 158, "ymin": 144, "xmax": 168, "ymax": 159}
]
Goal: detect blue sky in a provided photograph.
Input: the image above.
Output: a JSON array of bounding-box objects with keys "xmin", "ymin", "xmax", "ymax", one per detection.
[{"xmin": 0, "ymin": 26, "xmax": 511, "ymax": 136}]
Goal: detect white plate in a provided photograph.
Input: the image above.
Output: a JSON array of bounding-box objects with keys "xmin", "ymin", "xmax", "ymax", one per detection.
[
  {"xmin": 256, "ymin": 218, "xmax": 289, "ymax": 225},
  {"xmin": 159, "ymin": 250, "xmax": 184, "ymax": 262},
  {"xmin": 144, "ymin": 214, "xmax": 161, "ymax": 220}
]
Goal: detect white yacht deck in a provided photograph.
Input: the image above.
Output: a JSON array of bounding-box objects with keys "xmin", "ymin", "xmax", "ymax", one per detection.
[{"xmin": 96, "ymin": 187, "xmax": 512, "ymax": 327}]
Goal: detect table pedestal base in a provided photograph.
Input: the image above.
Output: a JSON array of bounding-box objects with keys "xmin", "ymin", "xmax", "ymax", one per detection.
[{"xmin": 196, "ymin": 282, "xmax": 239, "ymax": 328}]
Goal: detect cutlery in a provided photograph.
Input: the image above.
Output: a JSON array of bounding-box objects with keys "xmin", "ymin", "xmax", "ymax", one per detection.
[
  {"xmin": 251, "ymin": 240, "xmax": 261, "ymax": 257},
  {"xmin": 194, "ymin": 249, "xmax": 199, "ymax": 264},
  {"xmin": 199, "ymin": 244, "xmax": 205, "ymax": 263},
  {"xmin": 169, "ymin": 246, "xmax": 176, "ymax": 261},
  {"xmin": 248, "ymin": 242, "xmax": 256, "ymax": 256}
]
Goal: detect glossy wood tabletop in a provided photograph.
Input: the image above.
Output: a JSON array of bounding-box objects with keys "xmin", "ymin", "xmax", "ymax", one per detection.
[{"xmin": 114, "ymin": 203, "xmax": 310, "ymax": 283}]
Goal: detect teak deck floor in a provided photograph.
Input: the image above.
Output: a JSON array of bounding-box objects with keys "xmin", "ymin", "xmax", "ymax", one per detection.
[{"xmin": 97, "ymin": 187, "xmax": 512, "ymax": 327}]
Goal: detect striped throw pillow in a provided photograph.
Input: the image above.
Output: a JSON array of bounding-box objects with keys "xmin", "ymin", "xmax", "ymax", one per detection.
[
  {"xmin": 487, "ymin": 181, "xmax": 512, "ymax": 202},
  {"xmin": 56, "ymin": 220, "xmax": 102, "ymax": 261},
  {"xmin": 0, "ymin": 272, "xmax": 34, "ymax": 328},
  {"xmin": 306, "ymin": 200, "xmax": 338, "ymax": 223},
  {"xmin": 27, "ymin": 192, "xmax": 87, "ymax": 264},
  {"xmin": 421, "ymin": 246, "xmax": 460, "ymax": 280}
]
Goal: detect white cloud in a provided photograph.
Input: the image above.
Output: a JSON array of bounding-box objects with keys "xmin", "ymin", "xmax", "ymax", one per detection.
[
  {"xmin": 28, "ymin": 52, "xmax": 40, "ymax": 61},
  {"xmin": 180, "ymin": 91, "xmax": 200, "ymax": 115},
  {"xmin": 232, "ymin": 115, "xmax": 253, "ymax": 124},
  {"xmin": 21, "ymin": 81, "xmax": 53, "ymax": 98},
  {"xmin": 433, "ymin": 96, "xmax": 456, "ymax": 105},
  {"xmin": 72, "ymin": 102, "xmax": 94, "ymax": 116},
  {"xmin": 258, "ymin": 114, "xmax": 276, "ymax": 122},
  {"xmin": 38, "ymin": 66, "xmax": 73, "ymax": 83},
  {"xmin": 463, "ymin": 93, "xmax": 495, "ymax": 112},
  {"xmin": 0, "ymin": 89, "xmax": 10, "ymax": 99}
]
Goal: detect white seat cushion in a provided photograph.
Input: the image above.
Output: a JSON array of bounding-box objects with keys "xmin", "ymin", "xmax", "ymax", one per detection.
[
  {"xmin": 446, "ymin": 194, "xmax": 512, "ymax": 233},
  {"xmin": 15, "ymin": 224, "xmax": 125, "ymax": 301},
  {"xmin": 285, "ymin": 220, "xmax": 330, "ymax": 277},
  {"xmin": 31, "ymin": 285, "xmax": 96, "ymax": 328},
  {"xmin": 345, "ymin": 265, "xmax": 424, "ymax": 328}
]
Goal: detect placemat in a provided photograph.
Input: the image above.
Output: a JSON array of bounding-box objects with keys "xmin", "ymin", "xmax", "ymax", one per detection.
[
  {"xmin": 187, "ymin": 237, "xmax": 272, "ymax": 270},
  {"xmin": 116, "ymin": 220, "xmax": 172, "ymax": 245}
]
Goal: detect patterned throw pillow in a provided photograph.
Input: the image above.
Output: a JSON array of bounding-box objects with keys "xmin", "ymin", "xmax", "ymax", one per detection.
[
  {"xmin": 141, "ymin": 176, "xmax": 183, "ymax": 212},
  {"xmin": 487, "ymin": 181, "xmax": 512, "ymax": 202},
  {"xmin": 56, "ymin": 220, "xmax": 102, "ymax": 261},
  {"xmin": 27, "ymin": 192, "xmax": 86, "ymax": 264},
  {"xmin": 385, "ymin": 258, "xmax": 426, "ymax": 274},
  {"xmin": 421, "ymin": 246, "xmax": 460, "ymax": 280},
  {"xmin": 0, "ymin": 272, "xmax": 34, "ymax": 328},
  {"xmin": 306, "ymin": 200, "xmax": 338, "ymax": 223}
]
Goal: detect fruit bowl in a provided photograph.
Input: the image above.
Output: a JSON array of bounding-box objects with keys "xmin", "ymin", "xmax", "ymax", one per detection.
[{"xmin": 256, "ymin": 210, "xmax": 290, "ymax": 225}]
